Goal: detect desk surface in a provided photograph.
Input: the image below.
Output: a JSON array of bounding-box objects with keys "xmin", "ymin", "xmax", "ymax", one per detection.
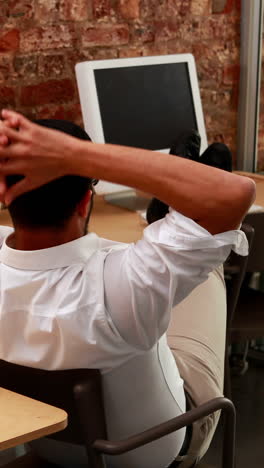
[{"xmin": 0, "ymin": 387, "xmax": 67, "ymax": 451}]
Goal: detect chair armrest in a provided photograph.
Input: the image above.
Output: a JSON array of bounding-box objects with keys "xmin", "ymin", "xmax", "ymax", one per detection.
[
  {"xmin": 224, "ymin": 264, "xmax": 241, "ymax": 275},
  {"xmin": 93, "ymin": 397, "xmax": 235, "ymax": 455}
]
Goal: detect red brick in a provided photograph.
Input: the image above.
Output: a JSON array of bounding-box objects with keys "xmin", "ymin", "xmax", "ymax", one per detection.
[
  {"xmin": 154, "ymin": 20, "xmax": 177, "ymax": 42},
  {"xmin": 37, "ymin": 103, "xmax": 81, "ymax": 122},
  {"xmin": 6, "ymin": 0, "xmax": 34, "ymax": 21},
  {"xmin": 223, "ymin": 64, "xmax": 240, "ymax": 85},
  {"xmin": 16, "ymin": 109, "xmax": 38, "ymax": 121},
  {"xmin": 210, "ymin": 89, "xmax": 233, "ymax": 108},
  {"xmin": 0, "ymin": 55, "xmax": 13, "ymax": 82},
  {"xmin": 20, "ymin": 25, "xmax": 75, "ymax": 52},
  {"xmin": 195, "ymin": 56, "xmax": 223, "ymax": 89},
  {"xmin": 119, "ymin": 0, "xmax": 140, "ymax": 19},
  {"xmin": 65, "ymin": 47, "xmax": 119, "ymax": 73},
  {"xmin": 14, "ymin": 55, "xmax": 38, "ymax": 79},
  {"xmin": 119, "ymin": 47, "xmax": 143, "ymax": 58},
  {"xmin": 207, "ymin": 128, "xmax": 236, "ymax": 154},
  {"xmin": 175, "ymin": 0, "xmax": 191, "ymax": 15},
  {"xmin": 52, "ymin": 103, "xmax": 81, "ymax": 121},
  {"xmin": 167, "ymin": 37, "xmax": 195, "ymax": 55},
  {"xmin": 81, "ymin": 25, "xmax": 129, "ymax": 47},
  {"xmin": 0, "ymin": 86, "xmax": 16, "ymax": 106},
  {"xmin": 0, "ymin": 29, "xmax": 20, "ymax": 53},
  {"xmin": 155, "ymin": 19, "xmax": 193, "ymax": 42},
  {"xmin": 216, "ymin": 17, "xmax": 240, "ymax": 40},
  {"xmin": 38, "ymin": 54, "xmax": 67, "ymax": 78},
  {"xmin": 59, "ymin": 0, "xmax": 90, "ymax": 21},
  {"xmin": 132, "ymin": 23, "xmax": 154, "ymax": 43},
  {"xmin": 20, "ymin": 79, "xmax": 76, "ymax": 106},
  {"xmin": 91, "ymin": 49, "xmax": 119, "ymax": 60},
  {"xmin": 193, "ymin": 39, "xmax": 239, "ymax": 68},
  {"xmin": 141, "ymin": 0, "xmax": 189, "ymax": 19},
  {"xmin": 63, "ymin": 49, "xmax": 94, "ymax": 75},
  {"xmin": 93, "ymin": 0, "xmax": 111, "ymax": 19},
  {"xmin": 204, "ymin": 100, "xmax": 237, "ymax": 131},
  {"xmin": 192, "ymin": 16, "xmax": 239, "ymax": 42},
  {"xmin": 190, "ymin": 0, "xmax": 210, "ymax": 15},
  {"xmin": 0, "ymin": 3, "xmax": 7, "ymax": 24},
  {"xmin": 212, "ymin": 0, "xmax": 240, "ymax": 14},
  {"xmin": 141, "ymin": 0, "xmax": 163, "ymax": 19},
  {"xmin": 256, "ymin": 149, "xmax": 264, "ymax": 171},
  {"xmin": 67, "ymin": 48, "xmax": 118, "ymax": 64},
  {"xmin": 34, "ymin": 0, "xmax": 58, "ymax": 22},
  {"xmin": 142, "ymin": 42, "xmax": 169, "ymax": 57}
]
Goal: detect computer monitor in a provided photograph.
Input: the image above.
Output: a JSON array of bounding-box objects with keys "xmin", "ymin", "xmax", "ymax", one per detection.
[{"xmin": 75, "ymin": 54, "xmax": 207, "ymax": 207}]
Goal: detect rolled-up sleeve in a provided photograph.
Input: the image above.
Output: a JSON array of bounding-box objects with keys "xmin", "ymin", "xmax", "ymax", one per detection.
[{"xmin": 103, "ymin": 209, "xmax": 248, "ymax": 350}]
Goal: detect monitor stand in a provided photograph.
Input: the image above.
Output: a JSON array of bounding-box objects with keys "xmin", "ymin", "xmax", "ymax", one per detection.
[{"xmin": 104, "ymin": 189, "xmax": 150, "ymax": 212}]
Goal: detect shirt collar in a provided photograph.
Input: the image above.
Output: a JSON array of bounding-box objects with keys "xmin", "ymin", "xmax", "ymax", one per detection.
[{"xmin": 0, "ymin": 229, "xmax": 100, "ymax": 270}]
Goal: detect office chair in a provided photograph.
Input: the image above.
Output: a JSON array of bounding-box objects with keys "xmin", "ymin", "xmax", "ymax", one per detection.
[
  {"xmin": 1, "ymin": 359, "xmax": 236, "ymax": 468},
  {"xmin": 226, "ymin": 211, "xmax": 264, "ymax": 373},
  {"xmin": 223, "ymin": 222, "xmax": 255, "ymax": 398}
]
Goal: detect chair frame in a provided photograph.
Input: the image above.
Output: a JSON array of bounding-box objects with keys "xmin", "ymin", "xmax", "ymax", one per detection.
[
  {"xmin": 76, "ymin": 392, "xmax": 236, "ymax": 468},
  {"xmin": 1, "ymin": 359, "xmax": 236, "ymax": 468},
  {"xmin": 224, "ymin": 222, "xmax": 254, "ymax": 398},
  {"xmin": 230, "ymin": 211, "xmax": 264, "ymax": 343}
]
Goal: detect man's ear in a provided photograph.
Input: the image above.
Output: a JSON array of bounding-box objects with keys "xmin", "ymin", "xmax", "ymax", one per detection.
[{"xmin": 77, "ymin": 189, "xmax": 92, "ymax": 218}]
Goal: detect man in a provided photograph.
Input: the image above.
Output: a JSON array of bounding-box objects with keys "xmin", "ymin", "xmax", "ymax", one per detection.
[{"xmin": 0, "ymin": 110, "xmax": 255, "ymax": 468}]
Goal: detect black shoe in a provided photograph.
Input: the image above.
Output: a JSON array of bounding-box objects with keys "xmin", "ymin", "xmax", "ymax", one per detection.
[
  {"xmin": 146, "ymin": 130, "xmax": 201, "ymax": 225},
  {"xmin": 169, "ymin": 129, "xmax": 201, "ymax": 161},
  {"xmin": 146, "ymin": 198, "xmax": 169, "ymax": 225},
  {"xmin": 199, "ymin": 142, "xmax": 232, "ymax": 172}
]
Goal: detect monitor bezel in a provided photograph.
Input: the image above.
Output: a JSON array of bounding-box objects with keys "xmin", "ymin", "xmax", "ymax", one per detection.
[{"xmin": 75, "ymin": 54, "xmax": 208, "ymax": 194}]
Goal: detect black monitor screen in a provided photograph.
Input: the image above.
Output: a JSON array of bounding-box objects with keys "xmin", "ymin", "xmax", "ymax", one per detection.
[{"xmin": 94, "ymin": 63, "xmax": 198, "ymax": 151}]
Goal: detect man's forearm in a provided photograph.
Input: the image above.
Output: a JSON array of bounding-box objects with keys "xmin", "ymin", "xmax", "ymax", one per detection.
[
  {"xmin": 74, "ymin": 139, "xmax": 256, "ymax": 234},
  {"xmin": 0, "ymin": 109, "xmax": 256, "ymax": 234}
]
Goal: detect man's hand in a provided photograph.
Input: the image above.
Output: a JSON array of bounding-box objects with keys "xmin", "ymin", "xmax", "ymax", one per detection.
[
  {"xmin": 0, "ymin": 110, "xmax": 21, "ymax": 203},
  {"xmin": 0, "ymin": 109, "xmax": 74, "ymax": 204}
]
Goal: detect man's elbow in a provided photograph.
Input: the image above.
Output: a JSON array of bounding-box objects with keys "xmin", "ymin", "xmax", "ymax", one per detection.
[
  {"xmin": 220, "ymin": 176, "xmax": 256, "ymax": 232},
  {"xmin": 202, "ymin": 176, "xmax": 256, "ymax": 234},
  {"xmin": 233, "ymin": 176, "xmax": 256, "ymax": 224}
]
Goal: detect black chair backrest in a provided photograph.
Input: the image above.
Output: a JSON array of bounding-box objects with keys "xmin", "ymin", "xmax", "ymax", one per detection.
[
  {"xmin": 243, "ymin": 211, "xmax": 264, "ymax": 272},
  {"xmin": 0, "ymin": 360, "xmax": 107, "ymax": 447}
]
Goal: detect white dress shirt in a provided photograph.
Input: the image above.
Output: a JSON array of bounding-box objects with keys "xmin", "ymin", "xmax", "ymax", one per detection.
[{"xmin": 0, "ymin": 209, "xmax": 247, "ymax": 468}]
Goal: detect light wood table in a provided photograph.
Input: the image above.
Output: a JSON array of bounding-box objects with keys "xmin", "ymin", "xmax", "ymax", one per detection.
[{"xmin": 0, "ymin": 387, "xmax": 67, "ymax": 451}]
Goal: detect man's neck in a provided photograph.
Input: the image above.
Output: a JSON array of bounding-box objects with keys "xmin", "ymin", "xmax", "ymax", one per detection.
[{"xmin": 8, "ymin": 222, "xmax": 84, "ymax": 251}]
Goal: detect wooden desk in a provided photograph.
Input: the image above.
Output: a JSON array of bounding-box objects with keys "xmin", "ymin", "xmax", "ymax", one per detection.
[
  {"xmin": 89, "ymin": 195, "xmax": 147, "ymax": 242},
  {"xmin": 0, "ymin": 387, "xmax": 67, "ymax": 451}
]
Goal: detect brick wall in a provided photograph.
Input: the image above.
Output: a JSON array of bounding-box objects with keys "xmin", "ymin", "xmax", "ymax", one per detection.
[{"xmin": 0, "ymin": 0, "xmax": 241, "ymax": 159}]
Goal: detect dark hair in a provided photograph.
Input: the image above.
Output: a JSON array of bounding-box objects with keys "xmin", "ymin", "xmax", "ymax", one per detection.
[{"xmin": 7, "ymin": 119, "xmax": 96, "ymax": 229}]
